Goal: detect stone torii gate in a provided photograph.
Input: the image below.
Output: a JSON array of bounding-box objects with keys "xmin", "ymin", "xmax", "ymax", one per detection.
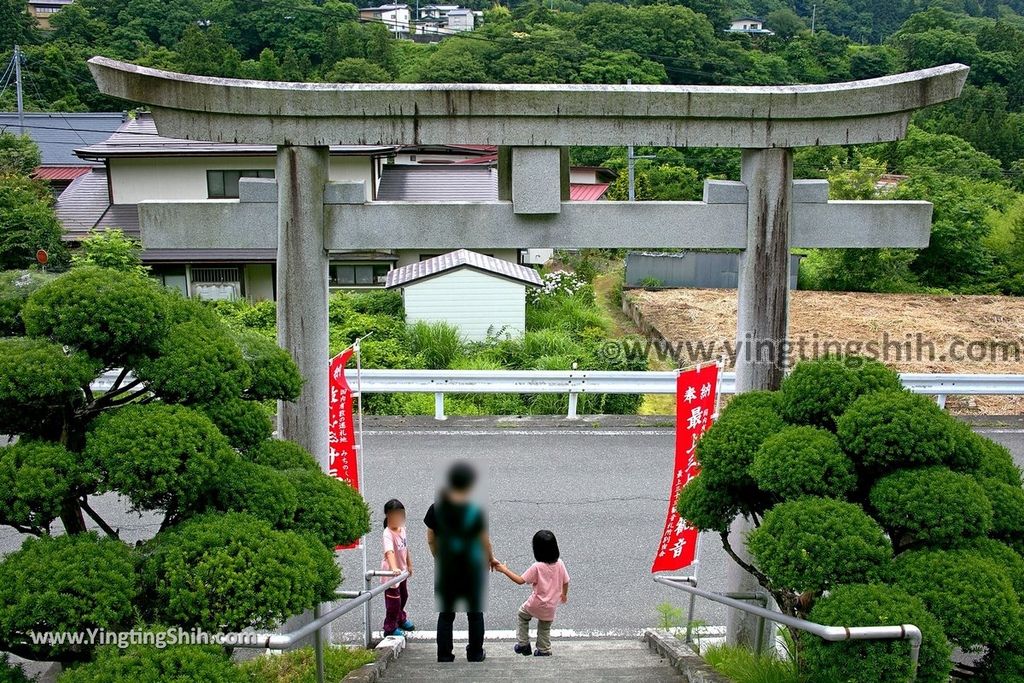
[{"xmin": 88, "ymin": 57, "xmax": 967, "ymax": 643}]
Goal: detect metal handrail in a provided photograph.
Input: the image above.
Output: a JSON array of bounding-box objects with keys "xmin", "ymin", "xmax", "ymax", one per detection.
[
  {"xmin": 91, "ymin": 368, "xmax": 1024, "ymax": 418},
  {"xmin": 224, "ymin": 570, "xmax": 408, "ymax": 683},
  {"xmin": 655, "ymin": 575, "xmax": 922, "ymax": 682}
]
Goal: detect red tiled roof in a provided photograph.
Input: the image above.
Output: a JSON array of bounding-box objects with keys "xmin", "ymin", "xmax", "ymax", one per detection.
[
  {"xmin": 33, "ymin": 166, "xmax": 93, "ymax": 181},
  {"xmin": 570, "ymin": 183, "xmax": 610, "ymax": 201}
]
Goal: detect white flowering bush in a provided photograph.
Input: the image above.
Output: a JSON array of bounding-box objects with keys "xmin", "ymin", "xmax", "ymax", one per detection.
[{"xmin": 528, "ymin": 271, "xmax": 587, "ymax": 305}]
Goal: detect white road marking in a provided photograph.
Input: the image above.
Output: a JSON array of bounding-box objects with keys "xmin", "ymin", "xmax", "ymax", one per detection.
[
  {"xmin": 365, "ymin": 429, "xmax": 673, "ymax": 436},
  {"xmin": 976, "ymin": 428, "xmax": 1024, "ymax": 434}
]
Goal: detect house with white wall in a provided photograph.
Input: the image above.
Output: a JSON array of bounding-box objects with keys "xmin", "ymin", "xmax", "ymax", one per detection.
[
  {"xmin": 386, "ymin": 249, "xmax": 542, "ymax": 340},
  {"xmin": 359, "ymin": 4, "xmax": 411, "ymax": 36},
  {"xmin": 726, "ymin": 17, "xmax": 774, "ymax": 35},
  {"xmin": 56, "ymin": 116, "xmax": 613, "ymax": 302}
]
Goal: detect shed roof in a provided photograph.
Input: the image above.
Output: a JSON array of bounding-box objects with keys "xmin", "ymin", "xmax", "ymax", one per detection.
[
  {"xmin": 0, "ymin": 112, "xmax": 124, "ymax": 166},
  {"xmin": 74, "ymin": 113, "xmax": 400, "ymax": 159},
  {"xmin": 386, "ymin": 249, "xmax": 542, "ymax": 288}
]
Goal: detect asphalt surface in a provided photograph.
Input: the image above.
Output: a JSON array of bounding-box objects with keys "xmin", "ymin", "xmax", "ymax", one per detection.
[{"xmin": 2, "ymin": 420, "xmax": 1024, "ymax": 651}]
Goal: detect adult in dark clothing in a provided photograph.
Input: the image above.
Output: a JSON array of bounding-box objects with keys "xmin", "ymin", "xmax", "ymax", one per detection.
[{"xmin": 424, "ymin": 461, "xmax": 497, "ymax": 663}]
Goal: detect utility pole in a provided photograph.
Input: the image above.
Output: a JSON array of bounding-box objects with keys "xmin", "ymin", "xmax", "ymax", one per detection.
[
  {"xmin": 625, "ymin": 78, "xmax": 655, "ymax": 201},
  {"xmin": 14, "ymin": 45, "xmax": 24, "ymax": 133},
  {"xmin": 810, "ymin": 4, "xmax": 817, "ymax": 34}
]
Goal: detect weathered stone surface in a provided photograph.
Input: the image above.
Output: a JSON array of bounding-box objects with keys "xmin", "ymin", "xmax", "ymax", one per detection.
[
  {"xmin": 88, "ymin": 58, "xmax": 968, "ymax": 148},
  {"xmin": 511, "ymin": 146, "xmax": 561, "ymax": 214}
]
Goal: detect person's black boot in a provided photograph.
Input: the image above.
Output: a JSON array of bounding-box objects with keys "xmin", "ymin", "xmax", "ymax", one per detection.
[
  {"xmin": 514, "ymin": 643, "xmax": 532, "ymax": 656},
  {"xmin": 466, "ymin": 645, "xmax": 486, "ymax": 662}
]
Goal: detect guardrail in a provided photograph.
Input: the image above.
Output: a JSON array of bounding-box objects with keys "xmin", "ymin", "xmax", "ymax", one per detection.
[
  {"xmin": 224, "ymin": 569, "xmax": 408, "ymax": 683},
  {"xmin": 93, "ymin": 369, "xmax": 1024, "ymax": 419},
  {"xmin": 655, "ymin": 575, "xmax": 923, "ymax": 681}
]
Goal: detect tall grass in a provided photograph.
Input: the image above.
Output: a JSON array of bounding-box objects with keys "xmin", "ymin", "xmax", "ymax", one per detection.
[
  {"xmin": 406, "ymin": 320, "xmax": 464, "ymax": 369},
  {"xmin": 702, "ymin": 644, "xmax": 801, "ymax": 683}
]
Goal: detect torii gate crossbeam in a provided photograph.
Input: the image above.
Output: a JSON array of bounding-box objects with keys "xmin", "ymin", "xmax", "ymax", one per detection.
[{"xmin": 87, "ymin": 58, "xmax": 968, "ymax": 645}]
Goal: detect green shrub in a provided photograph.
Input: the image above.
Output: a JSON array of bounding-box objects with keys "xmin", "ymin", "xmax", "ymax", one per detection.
[
  {"xmin": 946, "ymin": 419, "xmax": 986, "ymax": 471},
  {"xmin": 234, "ymin": 329, "xmax": 303, "ymax": 401},
  {"xmin": 283, "ymin": 470, "xmax": 371, "ymax": 548},
  {"xmin": 960, "ymin": 537, "xmax": 1024, "ymax": 595},
  {"xmin": 0, "ymin": 654, "xmax": 31, "ymax": 683},
  {"xmin": 138, "ymin": 321, "xmax": 252, "ymax": 404},
  {"xmin": 975, "ymin": 637, "xmax": 1024, "ymax": 682},
  {"xmin": 86, "ymin": 404, "xmax": 237, "ymax": 514},
  {"xmin": 836, "ymin": 390, "xmax": 959, "ymax": 472},
  {"xmin": 724, "ymin": 390, "xmax": 782, "ymax": 413},
  {"xmin": 22, "ymin": 266, "xmax": 169, "ymax": 362},
  {"xmin": 246, "ymin": 439, "xmax": 320, "ymax": 472},
  {"xmin": 750, "ymin": 426, "xmax": 857, "ymax": 500},
  {"xmin": 58, "ymin": 644, "xmax": 246, "ymax": 683},
  {"xmin": 891, "ymin": 548, "xmax": 1021, "ymax": 650},
  {"xmin": 694, "ymin": 402, "xmax": 785, "ymax": 514},
  {"xmin": 845, "ymin": 356, "xmax": 904, "ymax": 394},
  {"xmin": 778, "ymin": 359, "xmax": 859, "ymax": 429},
  {"xmin": 406, "ymin": 320, "xmax": 464, "ymax": 369},
  {"xmin": 0, "ymin": 440, "xmax": 96, "ymax": 532},
  {"xmin": 803, "ymin": 584, "xmax": 952, "ymax": 683},
  {"xmin": 346, "ymin": 289, "xmax": 403, "ymax": 317},
  {"xmin": 869, "ymin": 467, "xmax": 993, "ymax": 546},
  {"xmin": 0, "ymin": 269, "xmax": 53, "ymax": 336},
  {"xmin": 977, "ymin": 476, "xmax": 1024, "ymax": 541},
  {"xmin": 0, "ymin": 533, "xmax": 139, "ymax": 661},
  {"xmin": 199, "ymin": 398, "xmax": 273, "ymax": 452},
  {"xmin": 212, "ymin": 460, "xmax": 298, "ymax": 527},
  {"xmin": 527, "ymin": 295, "xmax": 608, "ymax": 335},
  {"xmin": 238, "ymin": 645, "xmax": 377, "ymax": 683},
  {"xmin": 140, "ymin": 512, "xmax": 338, "ymax": 631},
  {"xmin": 972, "ymin": 434, "xmax": 1023, "ymax": 487},
  {"xmin": 353, "ymin": 336, "xmax": 422, "ymax": 370},
  {"xmin": 0, "ymin": 337, "xmax": 100, "ymax": 437},
  {"xmin": 676, "ymin": 476, "xmax": 738, "ymax": 533},
  {"xmin": 747, "ymin": 498, "xmax": 891, "ymax": 594}
]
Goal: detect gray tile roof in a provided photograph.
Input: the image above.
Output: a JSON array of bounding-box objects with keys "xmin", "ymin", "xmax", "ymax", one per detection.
[
  {"xmin": 0, "ymin": 112, "xmax": 124, "ymax": 166},
  {"xmin": 54, "ymin": 167, "xmax": 139, "ymax": 240},
  {"xmin": 386, "ymin": 249, "xmax": 542, "ymax": 288},
  {"xmin": 142, "ymin": 248, "xmax": 277, "ymax": 263},
  {"xmin": 377, "ymin": 165, "xmax": 497, "ymax": 201},
  {"xmin": 75, "ymin": 114, "xmax": 400, "ymax": 159}
]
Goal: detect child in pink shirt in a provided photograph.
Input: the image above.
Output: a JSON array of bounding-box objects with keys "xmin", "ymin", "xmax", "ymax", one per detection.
[
  {"xmin": 496, "ymin": 530, "xmax": 570, "ymax": 657},
  {"xmin": 381, "ymin": 499, "xmax": 415, "ymax": 637}
]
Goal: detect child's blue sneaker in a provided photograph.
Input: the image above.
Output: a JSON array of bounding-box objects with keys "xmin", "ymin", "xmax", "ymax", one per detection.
[
  {"xmin": 401, "ymin": 619, "xmax": 416, "ymax": 631},
  {"xmin": 385, "ymin": 628, "xmax": 407, "ymax": 638},
  {"xmin": 514, "ymin": 643, "xmax": 532, "ymax": 656},
  {"xmin": 534, "ymin": 650, "xmax": 551, "ymax": 657}
]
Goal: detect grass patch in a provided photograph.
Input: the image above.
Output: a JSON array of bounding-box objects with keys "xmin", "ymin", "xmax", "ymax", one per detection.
[
  {"xmin": 702, "ymin": 644, "xmax": 800, "ymax": 683},
  {"xmin": 239, "ymin": 646, "xmax": 376, "ymax": 683}
]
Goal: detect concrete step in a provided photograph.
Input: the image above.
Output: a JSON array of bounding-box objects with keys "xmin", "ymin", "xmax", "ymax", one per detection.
[{"xmin": 381, "ymin": 638, "xmax": 683, "ymax": 682}]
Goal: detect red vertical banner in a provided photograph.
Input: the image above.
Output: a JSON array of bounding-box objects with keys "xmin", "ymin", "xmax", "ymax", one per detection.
[
  {"xmin": 651, "ymin": 363, "xmax": 719, "ymax": 573},
  {"xmin": 329, "ymin": 348, "xmax": 360, "ymax": 550}
]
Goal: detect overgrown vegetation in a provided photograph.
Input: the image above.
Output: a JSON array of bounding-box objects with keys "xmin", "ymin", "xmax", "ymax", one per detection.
[{"xmin": 677, "ymin": 355, "xmax": 1024, "ymax": 681}]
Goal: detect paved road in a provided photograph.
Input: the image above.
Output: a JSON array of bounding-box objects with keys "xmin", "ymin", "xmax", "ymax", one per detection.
[{"xmin": 3, "ymin": 422, "xmax": 1024, "ymax": 647}]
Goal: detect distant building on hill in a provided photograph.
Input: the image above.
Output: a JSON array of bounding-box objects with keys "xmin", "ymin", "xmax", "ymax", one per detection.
[
  {"xmin": 416, "ymin": 5, "xmax": 478, "ymax": 35},
  {"xmin": 726, "ymin": 17, "xmax": 774, "ymax": 35},
  {"xmin": 359, "ymin": 4, "xmax": 411, "ymax": 36},
  {"xmin": 26, "ymin": 0, "xmax": 73, "ymax": 29}
]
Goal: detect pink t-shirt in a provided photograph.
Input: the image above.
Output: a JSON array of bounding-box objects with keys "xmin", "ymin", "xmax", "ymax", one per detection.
[
  {"xmin": 381, "ymin": 526, "xmax": 408, "ymax": 574},
  {"xmin": 521, "ymin": 560, "xmax": 570, "ymax": 622}
]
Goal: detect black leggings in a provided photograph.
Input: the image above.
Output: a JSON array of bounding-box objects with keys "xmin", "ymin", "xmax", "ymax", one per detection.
[{"xmin": 437, "ymin": 611, "xmax": 484, "ymax": 661}]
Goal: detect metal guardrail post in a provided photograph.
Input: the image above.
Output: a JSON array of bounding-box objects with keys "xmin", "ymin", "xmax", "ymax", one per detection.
[
  {"xmin": 567, "ymin": 391, "xmax": 579, "ymax": 419},
  {"xmin": 936, "ymin": 394, "xmax": 947, "ymax": 409},
  {"xmin": 313, "ymin": 603, "xmax": 325, "ymax": 683},
  {"xmin": 655, "ymin": 576, "xmax": 922, "ymax": 681},
  {"xmin": 363, "ymin": 571, "xmax": 372, "ymax": 647},
  {"xmin": 434, "ymin": 392, "xmax": 446, "ymax": 420}
]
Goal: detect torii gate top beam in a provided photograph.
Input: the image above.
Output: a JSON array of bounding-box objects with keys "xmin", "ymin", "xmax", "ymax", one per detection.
[{"xmin": 88, "ymin": 57, "xmax": 967, "ymax": 149}]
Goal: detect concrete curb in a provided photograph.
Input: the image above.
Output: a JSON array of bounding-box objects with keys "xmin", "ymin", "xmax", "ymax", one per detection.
[
  {"xmin": 642, "ymin": 629, "xmax": 732, "ymax": 683},
  {"xmin": 342, "ymin": 636, "xmax": 405, "ymax": 682}
]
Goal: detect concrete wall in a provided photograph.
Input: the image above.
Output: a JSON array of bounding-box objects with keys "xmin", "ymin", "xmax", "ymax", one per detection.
[
  {"xmin": 625, "ymin": 251, "xmax": 802, "ymax": 289},
  {"xmin": 111, "ymin": 156, "xmax": 374, "ymax": 204},
  {"xmin": 402, "ymin": 268, "xmax": 527, "ymax": 340},
  {"xmin": 245, "ymin": 264, "xmax": 275, "ymax": 301}
]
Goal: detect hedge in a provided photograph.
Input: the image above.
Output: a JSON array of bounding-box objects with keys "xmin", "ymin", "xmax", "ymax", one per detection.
[{"xmin": 749, "ymin": 425, "xmax": 856, "ymax": 500}]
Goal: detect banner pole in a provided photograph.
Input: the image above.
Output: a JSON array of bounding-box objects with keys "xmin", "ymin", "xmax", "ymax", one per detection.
[{"xmin": 354, "ymin": 339, "xmax": 371, "ymax": 648}]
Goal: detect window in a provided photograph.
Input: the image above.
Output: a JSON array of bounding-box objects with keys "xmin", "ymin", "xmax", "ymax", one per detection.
[
  {"xmin": 330, "ymin": 263, "xmax": 390, "ymax": 287},
  {"xmin": 207, "ymin": 169, "xmax": 275, "ymax": 199}
]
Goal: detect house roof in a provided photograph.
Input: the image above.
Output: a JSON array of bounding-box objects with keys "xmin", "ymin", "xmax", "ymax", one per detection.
[
  {"xmin": 54, "ymin": 167, "xmax": 140, "ymax": 241},
  {"xmin": 569, "ymin": 183, "xmax": 610, "ymax": 201},
  {"xmin": 32, "ymin": 166, "xmax": 93, "ymax": 182},
  {"xmin": 0, "ymin": 112, "xmax": 124, "ymax": 166},
  {"xmin": 74, "ymin": 114, "xmax": 400, "ymax": 160},
  {"xmin": 386, "ymin": 249, "xmax": 542, "ymax": 288},
  {"xmin": 378, "ymin": 165, "xmax": 498, "ymax": 201}
]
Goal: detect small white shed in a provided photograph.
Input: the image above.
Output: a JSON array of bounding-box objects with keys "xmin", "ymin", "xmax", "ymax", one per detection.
[{"xmin": 385, "ymin": 249, "xmax": 542, "ymax": 340}]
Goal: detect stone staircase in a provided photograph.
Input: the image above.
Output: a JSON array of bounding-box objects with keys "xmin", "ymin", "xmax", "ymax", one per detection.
[{"xmin": 378, "ymin": 637, "xmax": 684, "ymax": 682}]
